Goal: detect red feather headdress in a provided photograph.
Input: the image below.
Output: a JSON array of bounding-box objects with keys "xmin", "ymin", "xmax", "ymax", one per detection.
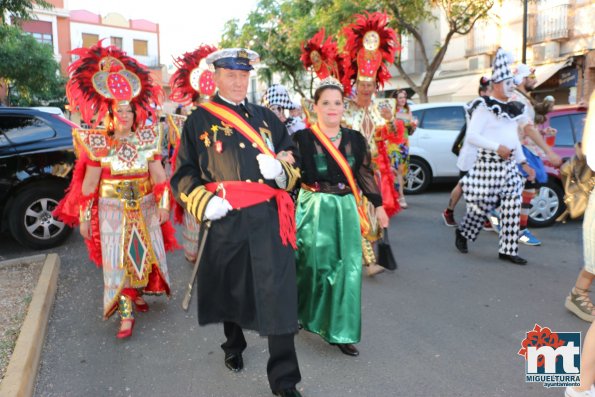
[
  {"xmin": 301, "ymin": 28, "xmax": 343, "ymax": 81},
  {"xmin": 66, "ymin": 40, "xmax": 163, "ymax": 128},
  {"xmin": 169, "ymin": 44, "xmax": 218, "ymax": 105},
  {"xmin": 342, "ymin": 12, "xmax": 400, "ymax": 95}
]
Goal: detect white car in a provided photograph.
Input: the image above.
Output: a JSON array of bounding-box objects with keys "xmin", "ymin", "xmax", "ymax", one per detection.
[{"xmin": 405, "ymin": 102, "xmax": 467, "ymax": 193}]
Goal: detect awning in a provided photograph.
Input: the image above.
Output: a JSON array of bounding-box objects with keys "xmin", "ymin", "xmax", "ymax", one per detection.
[
  {"xmin": 428, "ymin": 74, "xmax": 480, "ymax": 97},
  {"xmin": 384, "ymin": 73, "xmax": 483, "ymax": 101},
  {"xmin": 535, "ymin": 58, "xmax": 573, "ymax": 87},
  {"xmin": 449, "ymin": 73, "xmax": 489, "ymax": 100}
]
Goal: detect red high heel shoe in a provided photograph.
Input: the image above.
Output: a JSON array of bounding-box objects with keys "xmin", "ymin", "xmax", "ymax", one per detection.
[
  {"xmin": 134, "ymin": 297, "xmax": 149, "ymax": 312},
  {"xmin": 116, "ymin": 318, "xmax": 135, "ymax": 339}
]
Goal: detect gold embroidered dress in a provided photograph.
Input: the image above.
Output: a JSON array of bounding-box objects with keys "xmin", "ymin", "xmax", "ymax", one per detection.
[{"xmin": 75, "ymin": 126, "xmax": 171, "ymax": 318}]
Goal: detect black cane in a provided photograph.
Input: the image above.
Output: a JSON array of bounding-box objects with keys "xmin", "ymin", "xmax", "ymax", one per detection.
[{"xmin": 181, "ymin": 220, "xmax": 211, "ymax": 311}]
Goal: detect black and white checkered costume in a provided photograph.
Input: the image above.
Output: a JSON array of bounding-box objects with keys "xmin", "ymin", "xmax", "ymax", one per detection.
[
  {"xmin": 261, "ymin": 84, "xmax": 298, "ymax": 109},
  {"xmin": 491, "ymin": 48, "xmax": 514, "ymax": 83},
  {"xmin": 459, "ymin": 97, "xmax": 528, "ymax": 256}
]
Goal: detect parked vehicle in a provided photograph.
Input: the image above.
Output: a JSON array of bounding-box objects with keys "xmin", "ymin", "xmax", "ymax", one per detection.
[
  {"xmin": 407, "ymin": 102, "xmax": 466, "ymax": 193},
  {"xmin": 529, "ymin": 104, "xmax": 587, "ymax": 227},
  {"xmin": 0, "ymin": 108, "xmax": 77, "ymax": 249}
]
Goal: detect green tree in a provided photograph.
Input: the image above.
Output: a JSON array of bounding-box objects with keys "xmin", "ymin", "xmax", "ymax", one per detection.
[
  {"xmin": 1, "ymin": 0, "xmax": 52, "ymax": 24},
  {"xmin": 220, "ymin": 0, "xmax": 312, "ymax": 97},
  {"xmin": 380, "ymin": 0, "xmax": 495, "ymax": 102},
  {"xmin": 223, "ymin": 0, "xmax": 495, "ymax": 102},
  {"xmin": 0, "ymin": 24, "xmax": 65, "ymax": 106}
]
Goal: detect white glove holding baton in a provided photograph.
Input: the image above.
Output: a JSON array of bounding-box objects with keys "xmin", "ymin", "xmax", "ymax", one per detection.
[
  {"xmin": 256, "ymin": 154, "xmax": 283, "ymax": 179},
  {"xmin": 203, "ymin": 196, "xmax": 233, "ymax": 221}
]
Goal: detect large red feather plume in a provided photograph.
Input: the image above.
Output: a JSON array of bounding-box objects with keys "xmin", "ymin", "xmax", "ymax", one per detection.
[
  {"xmin": 342, "ymin": 12, "xmax": 400, "ymax": 95},
  {"xmin": 301, "ymin": 28, "xmax": 343, "ymax": 81},
  {"xmin": 67, "ymin": 40, "xmax": 163, "ymax": 128},
  {"xmin": 169, "ymin": 44, "xmax": 218, "ymax": 105}
]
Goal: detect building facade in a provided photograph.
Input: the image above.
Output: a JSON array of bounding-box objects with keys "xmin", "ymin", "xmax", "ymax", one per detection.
[{"xmin": 385, "ymin": 0, "xmax": 595, "ymax": 104}]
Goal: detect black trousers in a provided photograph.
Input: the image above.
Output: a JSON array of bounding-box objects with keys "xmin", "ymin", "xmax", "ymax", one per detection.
[{"xmin": 221, "ymin": 321, "xmax": 301, "ymax": 392}]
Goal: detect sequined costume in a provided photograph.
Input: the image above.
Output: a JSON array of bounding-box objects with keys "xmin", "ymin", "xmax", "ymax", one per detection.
[
  {"xmin": 74, "ymin": 127, "xmax": 173, "ymax": 318},
  {"xmin": 53, "ymin": 42, "xmax": 178, "ymax": 322}
]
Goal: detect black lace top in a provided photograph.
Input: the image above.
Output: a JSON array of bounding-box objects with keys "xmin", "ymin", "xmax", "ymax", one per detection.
[{"xmin": 292, "ymin": 127, "xmax": 382, "ymax": 207}]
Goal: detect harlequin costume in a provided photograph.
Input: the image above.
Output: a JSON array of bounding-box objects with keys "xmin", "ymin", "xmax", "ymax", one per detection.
[
  {"xmin": 456, "ymin": 48, "xmax": 530, "ymax": 263},
  {"xmin": 168, "ymin": 44, "xmax": 218, "ymax": 261},
  {"xmin": 170, "ymin": 48, "xmax": 303, "ymax": 394},
  {"xmin": 53, "ymin": 42, "xmax": 178, "ymax": 325}
]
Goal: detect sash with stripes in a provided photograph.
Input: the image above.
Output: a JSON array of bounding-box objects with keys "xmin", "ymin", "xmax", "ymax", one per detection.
[
  {"xmin": 200, "ymin": 102, "xmax": 274, "ymax": 156},
  {"xmin": 309, "ymin": 124, "xmax": 372, "ymax": 237}
]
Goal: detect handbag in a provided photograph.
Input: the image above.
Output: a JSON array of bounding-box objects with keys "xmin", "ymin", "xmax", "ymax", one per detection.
[
  {"xmin": 557, "ymin": 144, "xmax": 595, "ymax": 221},
  {"xmin": 377, "ymin": 228, "xmax": 397, "ymax": 270}
]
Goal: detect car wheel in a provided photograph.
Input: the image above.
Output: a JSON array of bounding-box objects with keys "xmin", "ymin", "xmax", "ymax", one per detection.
[
  {"xmin": 8, "ymin": 182, "xmax": 72, "ymax": 249},
  {"xmin": 404, "ymin": 158, "xmax": 431, "ymax": 194},
  {"xmin": 528, "ymin": 178, "xmax": 565, "ymax": 228}
]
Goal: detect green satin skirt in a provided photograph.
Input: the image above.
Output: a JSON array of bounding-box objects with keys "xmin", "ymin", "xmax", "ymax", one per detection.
[{"xmin": 295, "ymin": 189, "xmax": 362, "ymax": 344}]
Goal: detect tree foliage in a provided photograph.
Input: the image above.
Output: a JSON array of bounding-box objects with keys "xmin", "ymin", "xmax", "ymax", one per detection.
[
  {"xmin": 0, "ymin": 0, "xmax": 52, "ymax": 24},
  {"xmin": 0, "ymin": 24, "xmax": 65, "ymax": 106},
  {"xmin": 221, "ymin": 0, "xmax": 495, "ymax": 102}
]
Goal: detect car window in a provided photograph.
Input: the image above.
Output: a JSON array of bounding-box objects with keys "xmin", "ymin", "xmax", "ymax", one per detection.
[
  {"xmin": 0, "ymin": 115, "xmax": 55, "ymax": 146},
  {"xmin": 418, "ymin": 106, "xmax": 465, "ymax": 131},
  {"xmin": 549, "ymin": 115, "xmax": 574, "ymax": 147},
  {"xmin": 412, "ymin": 109, "xmax": 424, "ymax": 123},
  {"xmin": 0, "ymin": 131, "xmax": 10, "ymax": 148},
  {"xmin": 569, "ymin": 112, "xmax": 586, "ymax": 143}
]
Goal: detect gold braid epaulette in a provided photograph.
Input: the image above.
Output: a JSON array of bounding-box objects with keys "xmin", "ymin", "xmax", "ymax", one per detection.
[
  {"xmin": 180, "ymin": 186, "xmax": 214, "ymax": 222},
  {"xmin": 278, "ymin": 160, "xmax": 301, "ymax": 191}
]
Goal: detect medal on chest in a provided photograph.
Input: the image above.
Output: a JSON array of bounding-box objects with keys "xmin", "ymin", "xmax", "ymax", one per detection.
[{"xmin": 211, "ymin": 124, "xmax": 223, "ymax": 153}]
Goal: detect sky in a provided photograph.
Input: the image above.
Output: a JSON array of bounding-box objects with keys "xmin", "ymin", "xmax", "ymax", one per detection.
[{"xmin": 66, "ymin": 0, "xmax": 260, "ymax": 66}]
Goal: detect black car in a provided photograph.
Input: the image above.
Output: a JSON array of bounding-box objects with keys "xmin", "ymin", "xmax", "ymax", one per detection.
[{"xmin": 0, "ymin": 108, "xmax": 77, "ymax": 249}]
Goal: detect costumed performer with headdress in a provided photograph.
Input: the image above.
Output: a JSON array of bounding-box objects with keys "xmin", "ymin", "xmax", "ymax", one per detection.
[
  {"xmin": 341, "ymin": 12, "xmax": 401, "ymax": 275},
  {"xmin": 293, "ymin": 76, "xmax": 389, "ymax": 357},
  {"xmin": 168, "ymin": 44, "xmax": 218, "ymax": 263},
  {"xmin": 53, "ymin": 41, "xmax": 179, "ymax": 339}
]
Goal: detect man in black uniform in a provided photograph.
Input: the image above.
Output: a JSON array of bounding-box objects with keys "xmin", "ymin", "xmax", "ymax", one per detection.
[{"xmin": 170, "ymin": 48, "xmax": 302, "ymax": 397}]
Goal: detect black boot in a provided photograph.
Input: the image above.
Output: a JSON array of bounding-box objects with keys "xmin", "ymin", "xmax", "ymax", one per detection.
[{"xmin": 455, "ymin": 229, "xmax": 468, "ymax": 253}]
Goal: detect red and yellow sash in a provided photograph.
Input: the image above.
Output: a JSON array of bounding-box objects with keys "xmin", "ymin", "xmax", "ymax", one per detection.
[
  {"xmin": 309, "ymin": 124, "xmax": 372, "ymax": 237},
  {"xmin": 310, "ymin": 124, "xmax": 361, "ymax": 204},
  {"xmin": 200, "ymin": 102, "xmax": 274, "ymax": 156}
]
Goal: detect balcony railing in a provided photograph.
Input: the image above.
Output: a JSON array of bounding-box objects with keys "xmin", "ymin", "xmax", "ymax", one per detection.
[
  {"xmin": 528, "ymin": 3, "xmax": 570, "ymax": 44},
  {"xmin": 465, "ymin": 23, "xmax": 499, "ymax": 57}
]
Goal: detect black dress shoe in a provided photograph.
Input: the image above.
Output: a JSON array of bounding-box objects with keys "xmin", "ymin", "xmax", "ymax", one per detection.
[
  {"xmin": 455, "ymin": 229, "xmax": 468, "ymax": 253},
  {"xmin": 332, "ymin": 343, "xmax": 359, "ymax": 356},
  {"xmin": 272, "ymin": 388, "xmax": 302, "ymax": 397},
  {"xmin": 224, "ymin": 352, "xmax": 243, "ymax": 372},
  {"xmin": 498, "ymin": 253, "xmax": 527, "ymax": 265}
]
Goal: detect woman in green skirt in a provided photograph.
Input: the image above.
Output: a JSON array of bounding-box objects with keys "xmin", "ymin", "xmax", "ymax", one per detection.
[{"xmin": 292, "ymin": 78, "xmax": 389, "ymax": 357}]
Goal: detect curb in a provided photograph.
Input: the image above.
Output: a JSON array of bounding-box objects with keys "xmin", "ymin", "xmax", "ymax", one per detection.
[{"xmin": 0, "ymin": 253, "xmax": 60, "ymax": 397}]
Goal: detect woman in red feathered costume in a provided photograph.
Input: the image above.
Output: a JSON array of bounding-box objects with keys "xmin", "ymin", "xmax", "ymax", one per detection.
[
  {"xmin": 167, "ymin": 44, "xmax": 217, "ymax": 263},
  {"xmin": 54, "ymin": 41, "xmax": 179, "ymax": 339}
]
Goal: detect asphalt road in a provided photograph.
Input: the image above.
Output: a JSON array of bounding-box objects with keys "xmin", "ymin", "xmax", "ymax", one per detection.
[{"xmin": 0, "ymin": 187, "xmax": 587, "ymax": 397}]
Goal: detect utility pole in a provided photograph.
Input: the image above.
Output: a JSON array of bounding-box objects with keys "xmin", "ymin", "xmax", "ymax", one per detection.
[{"xmin": 522, "ymin": 0, "xmax": 528, "ymax": 63}]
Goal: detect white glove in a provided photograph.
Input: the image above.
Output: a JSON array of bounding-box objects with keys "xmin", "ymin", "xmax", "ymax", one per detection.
[
  {"xmin": 203, "ymin": 196, "xmax": 233, "ymax": 221},
  {"xmin": 256, "ymin": 154, "xmax": 283, "ymax": 179}
]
